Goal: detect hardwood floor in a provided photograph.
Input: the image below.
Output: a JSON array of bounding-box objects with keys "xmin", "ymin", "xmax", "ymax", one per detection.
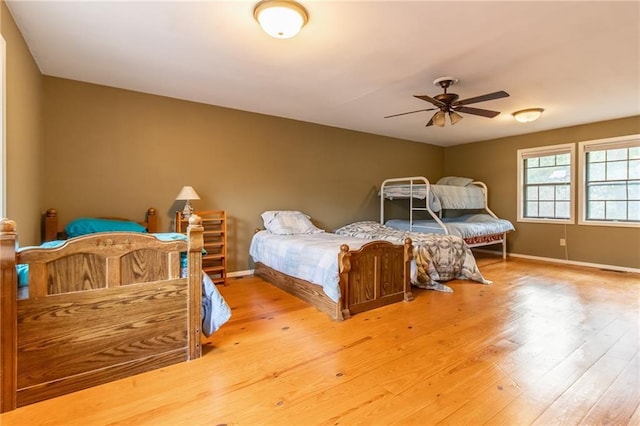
[{"xmin": 1, "ymin": 254, "xmax": 638, "ymax": 425}]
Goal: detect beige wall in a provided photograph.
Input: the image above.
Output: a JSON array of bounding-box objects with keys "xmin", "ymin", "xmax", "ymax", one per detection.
[
  {"xmin": 444, "ymin": 116, "xmax": 640, "ymax": 269},
  {"xmin": 43, "ymin": 77, "xmax": 443, "ymax": 271},
  {"xmin": 1, "ymin": 1, "xmax": 43, "ymax": 246}
]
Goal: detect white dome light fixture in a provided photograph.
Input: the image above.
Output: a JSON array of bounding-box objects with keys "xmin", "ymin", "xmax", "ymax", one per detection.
[
  {"xmin": 512, "ymin": 108, "xmax": 544, "ymax": 123},
  {"xmin": 254, "ymin": 0, "xmax": 309, "ymax": 39}
]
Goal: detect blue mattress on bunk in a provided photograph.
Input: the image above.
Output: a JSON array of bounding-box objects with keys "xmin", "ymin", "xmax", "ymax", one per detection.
[{"xmin": 385, "ymin": 214, "xmax": 515, "ymax": 239}]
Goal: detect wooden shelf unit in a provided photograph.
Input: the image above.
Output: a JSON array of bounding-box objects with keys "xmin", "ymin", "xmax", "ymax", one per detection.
[{"xmin": 176, "ymin": 210, "xmax": 226, "ymax": 284}]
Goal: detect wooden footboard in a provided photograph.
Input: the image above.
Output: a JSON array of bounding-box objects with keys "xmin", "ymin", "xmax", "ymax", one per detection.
[
  {"xmin": 255, "ymin": 238, "xmax": 413, "ymax": 321},
  {"xmin": 0, "ymin": 216, "xmax": 203, "ymax": 412}
]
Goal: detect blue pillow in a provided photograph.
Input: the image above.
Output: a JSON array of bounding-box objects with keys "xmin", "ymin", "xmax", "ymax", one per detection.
[
  {"xmin": 16, "ymin": 264, "xmax": 29, "ymax": 287},
  {"xmin": 65, "ymin": 218, "xmax": 147, "ymax": 238}
]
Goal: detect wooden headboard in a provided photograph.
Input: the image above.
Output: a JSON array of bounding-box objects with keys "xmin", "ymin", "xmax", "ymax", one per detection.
[{"xmin": 42, "ymin": 208, "xmax": 158, "ymax": 242}]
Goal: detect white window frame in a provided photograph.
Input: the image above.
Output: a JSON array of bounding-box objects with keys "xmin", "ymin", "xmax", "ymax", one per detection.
[
  {"xmin": 578, "ymin": 134, "xmax": 640, "ymax": 228},
  {"xmin": 517, "ymin": 143, "xmax": 575, "ymax": 224}
]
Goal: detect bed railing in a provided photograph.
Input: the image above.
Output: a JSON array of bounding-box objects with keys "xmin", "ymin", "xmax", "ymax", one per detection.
[{"xmin": 379, "ymin": 176, "xmax": 448, "ymax": 233}]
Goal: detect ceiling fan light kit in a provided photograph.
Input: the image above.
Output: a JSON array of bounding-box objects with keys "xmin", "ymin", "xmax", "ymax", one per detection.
[
  {"xmin": 254, "ymin": 0, "xmax": 308, "ymax": 39},
  {"xmin": 385, "ymin": 76, "xmax": 509, "ymax": 128},
  {"xmin": 512, "ymin": 108, "xmax": 544, "ymax": 123}
]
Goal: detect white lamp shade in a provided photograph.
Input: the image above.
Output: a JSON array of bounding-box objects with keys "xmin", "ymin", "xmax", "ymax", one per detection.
[
  {"xmin": 175, "ymin": 186, "xmax": 200, "ymax": 201},
  {"xmin": 512, "ymin": 108, "xmax": 544, "ymax": 123},
  {"xmin": 254, "ymin": 1, "xmax": 308, "ymax": 39}
]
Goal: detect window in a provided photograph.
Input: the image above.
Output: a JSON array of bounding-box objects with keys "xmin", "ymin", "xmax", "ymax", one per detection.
[
  {"xmin": 579, "ymin": 135, "xmax": 640, "ymax": 227},
  {"xmin": 517, "ymin": 143, "xmax": 575, "ymax": 223}
]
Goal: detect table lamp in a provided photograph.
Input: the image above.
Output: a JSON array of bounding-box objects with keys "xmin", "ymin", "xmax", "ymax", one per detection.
[{"xmin": 175, "ymin": 186, "xmax": 200, "ymax": 218}]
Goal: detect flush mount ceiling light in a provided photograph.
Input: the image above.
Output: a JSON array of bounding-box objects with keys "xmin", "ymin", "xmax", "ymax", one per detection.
[
  {"xmin": 512, "ymin": 108, "xmax": 544, "ymax": 123},
  {"xmin": 254, "ymin": 0, "xmax": 309, "ymax": 39}
]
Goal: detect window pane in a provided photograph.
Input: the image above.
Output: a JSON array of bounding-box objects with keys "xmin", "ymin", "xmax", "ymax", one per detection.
[
  {"xmin": 629, "ymin": 201, "xmax": 640, "ymax": 221},
  {"xmin": 588, "ymin": 183, "xmax": 627, "ymax": 200},
  {"xmin": 556, "ymin": 153, "xmax": 570, "ymax": 165},
  {"xmin": 539, "ymin": 202, "xmax": 555, "ymax": 217},
  {"xmin": 629, "ymin": 182, "xmax": 640, "ymax": 200},
  {"xmin": 539, "ymin": 186, "xmax": 555, "ymax": 200},
  {"xmin": 556, "ymin": 185, "xmax": 570, "ymax": 201},
  {"xmin": 589, "ymin": 151, "xmax": 606, "ymax": 162},
  {"xmin": 606, "ymin": 161, "xmax": 627, "ymax": 180},
  {"xmin": 526, "ymin": 166, "xmax": 570, "ymax": 184},
  {"xmin": 629, "ymin": 159, "xmax": 640, "ymax": 179},
  {"xmin": 527, "ymin": 186, "xmax": 539, "ymax": 200},
  {"xmin": 588, "ymin": 201, "xmax": 605, "ymax": 219},
  {"xmin": 606, "ymin": 201, "xmax": 627, "ymax": 220},
  {"xmin": 556, "ymin": 201, "xmax": 570, "ymax": 218},
  {"xmin": 539, "ymin": 156, "xmax": 556, "ymax": 167},
  {"xmin": 630, "ymin": 147, "xmax": 640, "ymax": 160},
  {"xmin": 588, "ymin": 162, "xmax": 606, "ymax": 181},
  {"xmin": 526, "ymin": 202, "xmax": 538, "ymax": 217},
  {"xmin": 526, "ymin": 157, "xmax": 539, "ymax": 168},
  {"xmin": 606, "ymin": 148, "xmax": 627, "ymax": 162}
]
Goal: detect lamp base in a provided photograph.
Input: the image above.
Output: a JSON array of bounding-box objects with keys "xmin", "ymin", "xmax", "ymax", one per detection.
[{"xmin": 182, "ymin": 201, "xmax": 194, "ymax": 218}]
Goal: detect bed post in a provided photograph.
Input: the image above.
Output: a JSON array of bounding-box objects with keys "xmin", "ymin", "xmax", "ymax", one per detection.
[
  {"xmin": 403, "ymin": 238, "xmax": 414, "ymax": 302},
  {"xmin": 186, "ymin": 214, "xmax": 204, "ymax": 360},
  {"xmin": 146, "ymin": 208, "xmax": 158, "ymax": 233},
  {"xmin": 43, "ymin": 209, "xmax": 58, "ymax": 242},
  {"xmin": 337, "ymin": 244, "xmax": 351, "ymax": 320},
  {"xmin": 0, "ymin": 219, "xmax": 17, "ymax": 412}
]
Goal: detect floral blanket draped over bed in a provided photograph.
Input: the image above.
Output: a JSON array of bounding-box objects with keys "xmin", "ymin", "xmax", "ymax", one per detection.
[{"xmin": 334, "ymin": 221, "xmax": 491, "ymax": 293}]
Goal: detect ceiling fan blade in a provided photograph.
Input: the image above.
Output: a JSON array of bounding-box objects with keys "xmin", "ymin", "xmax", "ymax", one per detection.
[
  {"xmin": 414, "ymin": 95, "xmax": 446, "ymax": 108},
  {"xmin": 455, "ymin": 106, "xmax": 501, "ymax": 118},
  {"xmin": 453, "ymin": 91, "xmax": 509, "ymax": 106},
  {"xmin": 384, "ymin": 108, "xmax": 436, "ymax": 119},
  {"xmin": 426, "ymin": 116, "xmax": 434, "ymax": 127}
]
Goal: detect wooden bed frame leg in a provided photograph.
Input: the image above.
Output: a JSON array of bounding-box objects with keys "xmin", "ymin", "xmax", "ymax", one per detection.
[
  {"xmin": 0, "ymin": 219, "xmax": 18, "ymax": 413},
  {"xmin": 403, "ymin": 238, "xmax": 414, "ymax": 302}
]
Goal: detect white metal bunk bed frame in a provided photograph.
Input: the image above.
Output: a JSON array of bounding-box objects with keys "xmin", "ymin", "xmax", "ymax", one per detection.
[{"xmin": 380, "ymin": 176, "xmax": 508, "ymax": 259}]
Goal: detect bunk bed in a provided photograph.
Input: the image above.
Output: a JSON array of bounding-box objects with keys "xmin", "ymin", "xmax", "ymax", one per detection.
[
  {"xmin": 250, "ymin": 211, "xmax": 414, "ymax": 320},
  {"xmin": 380, "ymin": 176, "xmax": 515, "ymax": 258},
  {"xmin": 0, "ymin": 215, "xmax": 206, "ymax": 412}
]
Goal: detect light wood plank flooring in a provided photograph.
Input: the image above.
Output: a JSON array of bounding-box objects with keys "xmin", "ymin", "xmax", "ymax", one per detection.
[{"xmin": 1, "ymin": 254, "xmax": 638, "ymax": 425}]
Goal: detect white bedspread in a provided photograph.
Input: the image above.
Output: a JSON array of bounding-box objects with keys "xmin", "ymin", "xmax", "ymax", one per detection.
[{"xmin": 249, "ymin": 231, "xmax": 376, "ymax": 303}]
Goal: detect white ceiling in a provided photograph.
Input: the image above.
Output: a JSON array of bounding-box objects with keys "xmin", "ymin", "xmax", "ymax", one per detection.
[{"xmin": 6, "ymin": 0, "xmax": 640, "ymax": 147}]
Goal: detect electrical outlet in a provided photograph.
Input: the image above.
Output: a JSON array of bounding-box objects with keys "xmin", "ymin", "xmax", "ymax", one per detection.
[{"xmin": 560, "ymin": 238, "xmax": 566, "ymax": 246}]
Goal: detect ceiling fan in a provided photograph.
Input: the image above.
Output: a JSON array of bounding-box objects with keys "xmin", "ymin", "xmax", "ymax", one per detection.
[{"xmin": 385, "ymin": 77, "xmax": 509, "ymax": 127}]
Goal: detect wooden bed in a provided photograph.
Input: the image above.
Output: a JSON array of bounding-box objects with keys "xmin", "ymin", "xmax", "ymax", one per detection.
[
  {"xmin": 0, "ymin": 215, "xmax": 204, "ymax": 412},
  {"xmin": 253, "ymin": 237, "xmax": 414, "ymax": 321},
  {"xmin": 43, "ymin": 207, "xmax": 158, "ymax": 242}
]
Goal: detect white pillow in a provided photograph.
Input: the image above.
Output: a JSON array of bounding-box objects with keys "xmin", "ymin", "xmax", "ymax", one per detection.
[
  {"xmin": 436, "ymin": 176, "xmax": 474, "ymax": 186},
  {"xmin": 261, "ymin": 211, "xmax": 324, "ymax": 235}
]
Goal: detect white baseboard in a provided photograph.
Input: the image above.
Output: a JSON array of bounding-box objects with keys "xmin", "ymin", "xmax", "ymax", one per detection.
[{"xmin": 473, "ymin": 248, "xmax": 640, "ymax": 274}]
